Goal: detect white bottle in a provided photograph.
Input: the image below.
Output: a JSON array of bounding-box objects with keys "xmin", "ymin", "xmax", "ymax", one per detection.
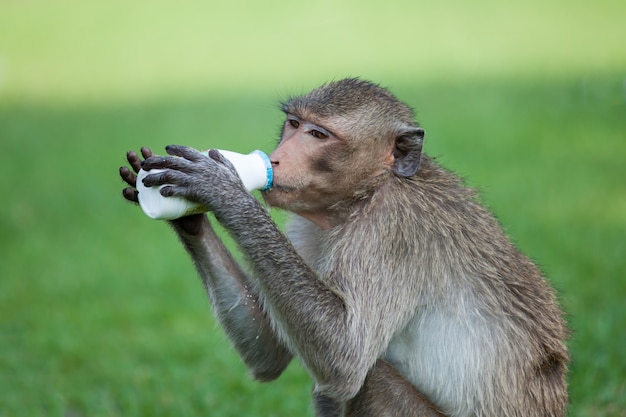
[{"xmin": 136, "ymin": 149, "xmax": 273, "ymax": 220}]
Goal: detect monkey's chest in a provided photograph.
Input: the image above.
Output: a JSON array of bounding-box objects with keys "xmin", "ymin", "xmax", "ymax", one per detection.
[{"xmin": 384, "ymin": 303, "xmax": 498, "ymax": 417}]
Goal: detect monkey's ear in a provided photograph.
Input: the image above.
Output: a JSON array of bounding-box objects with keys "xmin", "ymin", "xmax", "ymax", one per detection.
[{"xmin": 392, "ymin": 127, "xmax": 425, "ymax": 178}]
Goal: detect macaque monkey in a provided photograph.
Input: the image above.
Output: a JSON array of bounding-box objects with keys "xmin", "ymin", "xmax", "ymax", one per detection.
[{"xmin": 119, "ymin": 78, "xmax": 569, "ymax": 416}]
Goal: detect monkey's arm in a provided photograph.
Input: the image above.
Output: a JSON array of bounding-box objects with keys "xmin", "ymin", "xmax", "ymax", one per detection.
[
  {"xmin": 171, "ymin": 215, "xmax": 293, "ymax": 381},
  {"xmin": 120, "ymin": 148, "xmax": 291, "ymax": 381},
  {"xmin": 142, "ymin": 146, "xmax": 418, "ymax": 400}
]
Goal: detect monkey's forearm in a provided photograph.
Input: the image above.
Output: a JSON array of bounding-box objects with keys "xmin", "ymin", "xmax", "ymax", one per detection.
[
  {"xmin": 214, "ymin": 200, "xmax": 365, "ymax": 398},
  {"xmin": 170, "ymin": 216, "xmax": 293, "ymax": 381}
]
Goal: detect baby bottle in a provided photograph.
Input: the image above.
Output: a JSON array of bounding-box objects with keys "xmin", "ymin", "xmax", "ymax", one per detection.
[{"xmin": 136, "ymin": 149, "xmax": 273, "ymax": 220}]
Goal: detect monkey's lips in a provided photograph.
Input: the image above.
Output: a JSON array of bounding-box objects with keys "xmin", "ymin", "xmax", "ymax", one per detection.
[
  {"xmin": 265, "ymin": 184, "xmax": 298, "ymax": 193},
  {"xmin": 261, "ymin": 183, "xmax": 301, "ymax": 208}
]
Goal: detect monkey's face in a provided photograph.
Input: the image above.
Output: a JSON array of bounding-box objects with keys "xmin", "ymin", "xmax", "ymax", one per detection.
[{"xmin": 262, "ymin": 114, "xmax": 392, "ymax": 217}]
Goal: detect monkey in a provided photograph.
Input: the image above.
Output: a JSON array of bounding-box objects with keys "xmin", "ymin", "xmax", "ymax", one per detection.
[{"xmin": 119, "ymin": 78, "xmax": 569, "ymax": 416}]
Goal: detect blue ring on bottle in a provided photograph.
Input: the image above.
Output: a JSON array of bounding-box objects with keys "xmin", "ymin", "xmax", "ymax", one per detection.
[{"xmin": 253, "ymin": 150, "xmax": 273, "ymax": 190}]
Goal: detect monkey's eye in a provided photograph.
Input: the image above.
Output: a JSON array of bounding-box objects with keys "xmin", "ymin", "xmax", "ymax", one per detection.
[
  {"xmin": 310, "ymin": 129, "xmax": 329, "ymax": 140},
  {"xmin": 288, "ymin": 119, "xmax": 300, "ymax": 129}
]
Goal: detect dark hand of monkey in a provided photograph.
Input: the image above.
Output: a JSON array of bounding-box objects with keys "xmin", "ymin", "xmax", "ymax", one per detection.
[
  {"xmin": 141, "ymin": 145, "xmax": 248, "ymax": 215},
  {"xmin": 120, "ymin": 147, "xmax": 154, "ymax": 203},
  {"xmin": 119, "ymin": 146, "xmax": 207, "ymax": 235}
]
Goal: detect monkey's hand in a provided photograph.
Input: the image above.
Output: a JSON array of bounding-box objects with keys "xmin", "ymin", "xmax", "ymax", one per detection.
[
  {"xmin": 119, "ymin": 146, "xmax": 206, "ymax": 235},
  {"xmin": 120, "ymin": 147, "xmax": 154, "ymax": 204},
  {"xmin": 140, "ymin": 145, "xmax": 249, "ymax": 216}
]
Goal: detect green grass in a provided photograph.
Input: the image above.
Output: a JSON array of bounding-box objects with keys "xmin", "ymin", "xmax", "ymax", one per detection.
[{"xmin": 1, "ymin": 0, "xmax": 625, "ymax": 416}]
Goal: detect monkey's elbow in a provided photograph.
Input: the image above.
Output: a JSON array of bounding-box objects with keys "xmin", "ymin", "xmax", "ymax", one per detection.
[
  {"xmin": 314, "ymin": 373, "xmax": 364, "ymax": 402},
  {"xmin": 250, "ymin": 365, "xmax": 285, "ymax": 382},
  {"xmin": 247, "ymin": 354, "xmax": 292, "ymax": 383}
]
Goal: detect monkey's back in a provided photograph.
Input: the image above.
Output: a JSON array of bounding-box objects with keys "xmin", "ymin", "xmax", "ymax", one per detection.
[{"xmin": 286, "ymin": 157, "xmax": 569, "ymax": 417}]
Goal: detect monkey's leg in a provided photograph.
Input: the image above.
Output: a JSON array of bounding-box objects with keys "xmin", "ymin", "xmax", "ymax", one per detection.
[
  {"xmin": 344, "ymin": 360, "xmax": 445, "ymax": 417},
  {"xmin": 173, "ymin": 216, "xmax": 293, "ymax": 381},
  {"xmin": 313, "ymin": 391, "xmax": 345, "ymax": 417}
]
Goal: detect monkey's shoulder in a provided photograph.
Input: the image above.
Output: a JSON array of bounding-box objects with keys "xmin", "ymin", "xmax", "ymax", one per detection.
[
  {"xmin": 366, "ymin": 163, "xmax": 480, "ymax": 225},
  {"xmin": 411, "ymin": 156, "xmax": 479, "ymax": 200}
]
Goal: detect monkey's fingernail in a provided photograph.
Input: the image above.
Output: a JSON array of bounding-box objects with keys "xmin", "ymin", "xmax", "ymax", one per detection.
[{"xmin": 208, "ymin": 149, "xmax": 221, "ymax": 160}]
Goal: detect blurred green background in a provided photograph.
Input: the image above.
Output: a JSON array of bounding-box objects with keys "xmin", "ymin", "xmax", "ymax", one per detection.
[{"xmin": 1, "ymin": 0, "xmax": 624, "ymax": 416}]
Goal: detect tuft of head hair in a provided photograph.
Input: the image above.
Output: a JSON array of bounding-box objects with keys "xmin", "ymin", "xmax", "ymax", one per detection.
[{"xmin": 282, "ymin": 78, "xmax": 416, "ymax": 124}]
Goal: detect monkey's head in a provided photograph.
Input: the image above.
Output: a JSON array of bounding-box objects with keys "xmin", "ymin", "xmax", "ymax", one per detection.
[{"xmin": 263, "ymin": 78, "xmax": 424, "ymax": 222}]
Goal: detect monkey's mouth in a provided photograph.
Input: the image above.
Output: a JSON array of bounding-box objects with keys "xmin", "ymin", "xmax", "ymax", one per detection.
[
  {"xmin": 261, "ymin": 183, "xmax": 302, "ymax": 209},
  {"xmin": 264, "ymin": 184, "xmax": 298, "ymax": 194}
]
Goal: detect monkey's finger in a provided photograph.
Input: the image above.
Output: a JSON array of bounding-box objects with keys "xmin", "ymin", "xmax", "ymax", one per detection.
[
  {"xmin": 159, "ymin": 185, "xmax": 183, "ymax": 198},
  {"xmin": 141, "ymin": 155, "xmax": 193, "ymax": 172},
  {"xmin": 141, "ymin": 169, "xmax": 190, "ymax": 188},
  {"xmin": 140, "ymin": 147, "xmax": 154, "ymax": 160},
  {"xmin": 122, "ymin": 187, "xmax": 139, "ymax": 203},
  {"xmin": 159, "ymin": 185, "xmax": 197, "ymax": 202},
  {"xmin": 165, "ymin": 145, "xmax": 205, "ymax": 162},
  {"xmin": 126, "ymin": 150, "xmax": 143, "ymax": 173},
  {"xmin": 120, "ymin": 166, "xmax": 137, "ymax": 187},
  {"xmin": 208, "ymin": 149, "xmax": 238, "ymax": 174}
]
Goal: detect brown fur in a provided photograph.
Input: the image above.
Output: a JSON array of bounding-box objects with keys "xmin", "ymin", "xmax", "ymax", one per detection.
[{"xmin": 120, "ymin": 78, "xmax": 569, "ymax": 416}]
